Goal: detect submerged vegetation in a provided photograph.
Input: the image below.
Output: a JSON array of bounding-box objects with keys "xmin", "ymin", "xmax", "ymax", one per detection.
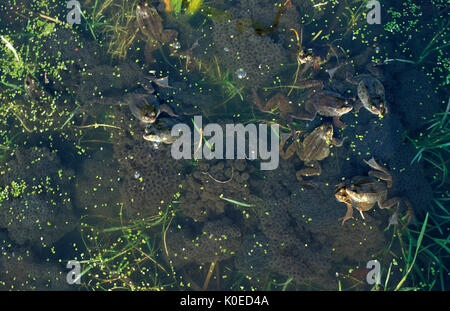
[{"xmin": 78, "ymin": 205, "xmax": 177, "ymax": 290}]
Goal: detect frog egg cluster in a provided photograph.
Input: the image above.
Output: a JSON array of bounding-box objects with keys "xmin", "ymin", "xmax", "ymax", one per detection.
[
  {"xmin": 0, "ymin": 233, "xmax": 70, "ymax": 290},
  {"xmin": 73, "ymin": 151, "xmax": 122, "ymax": 218},
  {"xmin": 166, "ymin": 218, "xmax": 242, "ymax": 269},
  {"xmin": 107, "ymin": 105, "xmax": 183, "ymax": 218},
  {"xmin": 179, "ymin": 159, "xmax": 256, "ymax": 222},
  {"xmin": 0, "ymin": 147, "xmax": 77, "ymax": 246},
  {"xmin": 212, "ymin": 17, "xmax": 288, "ymax": 88}
]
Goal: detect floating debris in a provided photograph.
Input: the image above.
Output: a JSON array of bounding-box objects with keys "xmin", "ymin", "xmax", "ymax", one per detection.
[{"xmin": 236, "ymin": 68, "xmax": 246, "ymax": 79}]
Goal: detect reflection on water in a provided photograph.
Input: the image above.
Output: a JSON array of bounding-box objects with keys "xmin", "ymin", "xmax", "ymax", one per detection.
[{"xmin": 0, "ymin": 0, "xmax": 447, "ymax": 291}]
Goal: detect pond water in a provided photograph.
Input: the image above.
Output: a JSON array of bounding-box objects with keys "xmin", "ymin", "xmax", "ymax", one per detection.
[{"xmin": 0, "ymin": 0, "xmax": 448, "ymax": 291}]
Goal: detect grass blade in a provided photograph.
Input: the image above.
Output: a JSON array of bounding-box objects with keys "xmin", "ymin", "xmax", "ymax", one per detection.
[{"xmin": 395, "ymin": 212, "xmax": 429, "ymax": 290}]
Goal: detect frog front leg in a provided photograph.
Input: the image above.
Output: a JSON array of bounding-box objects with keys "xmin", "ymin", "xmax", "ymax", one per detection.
[
  {"xmin": 161, "ymin": 29, "xmax": 178, "ymax": 45},
  {"xmin": 339, "ymin": 202, "xmax": 354, "ymax": 225},
  {"xmin": 290, "ymin": 110, "xmax": 317, "ymax": 122},
  {"xmin": 332, "ymin": 116, "xmax": 347, "ymax": 129},
  {"xmin": 353, "ymin": 100, "xmax": 364, "ymax": 114}
]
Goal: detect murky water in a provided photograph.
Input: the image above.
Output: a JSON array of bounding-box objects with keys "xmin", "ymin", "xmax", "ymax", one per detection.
[{"xmin": 0, "ymin": 0, "xmax": 448, "ymax": 291}]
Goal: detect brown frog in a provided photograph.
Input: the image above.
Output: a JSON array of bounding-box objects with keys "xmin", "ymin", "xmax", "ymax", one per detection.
[
  {"xmin": 356, "ymin": 76, "xmax": 387, "ymax": 116},
  {"xmin": 290, "ymin": 90, "xmax": 353, "ymax": 128},
  {"xmin": 136, "ymin": 0, "xmax": 178, "ymax": 63},
  {"xmin": 335, "ymin": 157, "xmax": 414, "ymax": 227},
  {"xmin": 88, "ymin": 76, "xmax": 177, "ymax": 125},
  {"xmin": 24, "ymin": 75, "xmax": 50, "ymax": 104},
  {"xmin": 142, "ymin": 118, "xmax": 180, "ymax": 147},
  {"xmin": 280, "ymin": 123, "xmax": 345, "ymax": 186},
  {"xmin": 345, "ymin": 63, "xmax": 388, "ymax": 116},
  {"xmin": 252, "ymin": 85, "xmax": 352, "ymax": 128},
  {"xmin": 125, "ymin": 91, "xmax": 178, "ymax": 125},
  {"xmin": 290, "ymin": 28, "xmax": 337, "ymax": 80}
]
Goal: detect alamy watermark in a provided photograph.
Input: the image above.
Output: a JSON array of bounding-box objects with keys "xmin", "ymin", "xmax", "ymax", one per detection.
[
  {"xmin": 366, "ymin": 259, "xmax": 381, "ymax": 285},
  {"xmin": 366, "ymin": 0, "xmax": 381, "ymax": 25},
  {"xmin": 66, "ymin": 260, "xmax": 81, "ymax": 285},
  {"xmin": 170, "ymin": 116, "xmax": 279, "ymax": 171},
  {"xmin": 66, "ymin": 0, "xmax": 81, "ymax": 25}
]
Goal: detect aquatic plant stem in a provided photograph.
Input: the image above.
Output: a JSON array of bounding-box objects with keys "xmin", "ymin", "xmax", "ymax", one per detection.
[{"xmin": 202, "ymin": 260, "xmax": 217, "ymax": 290}]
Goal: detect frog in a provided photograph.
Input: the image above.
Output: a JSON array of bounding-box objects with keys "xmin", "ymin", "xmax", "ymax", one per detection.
[
  {"xmin": 290, "ymin": 90, "xmax": 353, "ymax": 128},
  {"xmin": 142, "ymin": 117, "xmax": 180, "ymax": 147},
  {"xmin": 345, "ymin": 63, "xmax": 388, "ymax": 116},
  {"xmin": 252, "ymin": 85, "xmax": 353, "ymax": 129},
  {"xmin": 126, "ymin": 92, "xmax": 178, "ymax": 125},
  {"xmin": 335, "ymin": 157, "xmax": 414, "ymax": 227},
  {"xmin": 24, "ymin": 75, "xmax": 50, "ymax": 104},
  {"xmin": 136, "ymin": 0, "xmax": 178, "ymax": 63},
  {"xmin": 280, "ymin": 123, "xmax": 345, "ymax": 186},
  {"xmin": 87, "ymin": 76, "xmax": 178, "ymax": 125},
  {"xmin": 290, "ymin": 28, "xmax": 340, "ymax": 80}
]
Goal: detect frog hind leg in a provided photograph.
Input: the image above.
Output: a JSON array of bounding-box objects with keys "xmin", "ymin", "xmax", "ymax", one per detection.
[
  {"xmin": 144, "ymin": 41, "xmax": 160, "ymax": 63},
  {"xmin": 279, "ymin": 132, "xmax": 297, "ymax": 160},
  {"xmin": 402, "ymin": 199, "xmax": 415, "ymax": 228},
  {"xmin": 332, "ymin": 116, "xmax": 346, "ymax": 129},
  {"xmin": 161, "ymin": 29, "xmax": 178, "ymax": 44},
  {"xmin": 382, "ymin": 198, "xmax": 415, "ymax": 229},
  {"xmin": 296, "ymin": 80, "xmax": 324, "ymax": 89},
  {"xmin": 296, "ymin": 160, "xmax": 321, "ymax": 187},
  {"xmin": 378, "ymin": 197, "xmax": 400, "ymax": 210},
  {"xmin": 252, "ymin": 89, "xmax": 287, "ymax": 113},
  {"xmin": 290, "ymin": 95, "xmax": 317, "ymax": 121},
  {"xmin": 160, "ymin": 104, "xmax": 179, "ymax": 117},
  {"xmin": 364, "ymin": 157, "xmax": 392, "ymax": 188}
]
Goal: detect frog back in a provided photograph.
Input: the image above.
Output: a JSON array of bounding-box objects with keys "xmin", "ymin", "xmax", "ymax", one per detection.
[{"xmin": 299, "ymin": 133, "xmax": 331, "ymax": 162}]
